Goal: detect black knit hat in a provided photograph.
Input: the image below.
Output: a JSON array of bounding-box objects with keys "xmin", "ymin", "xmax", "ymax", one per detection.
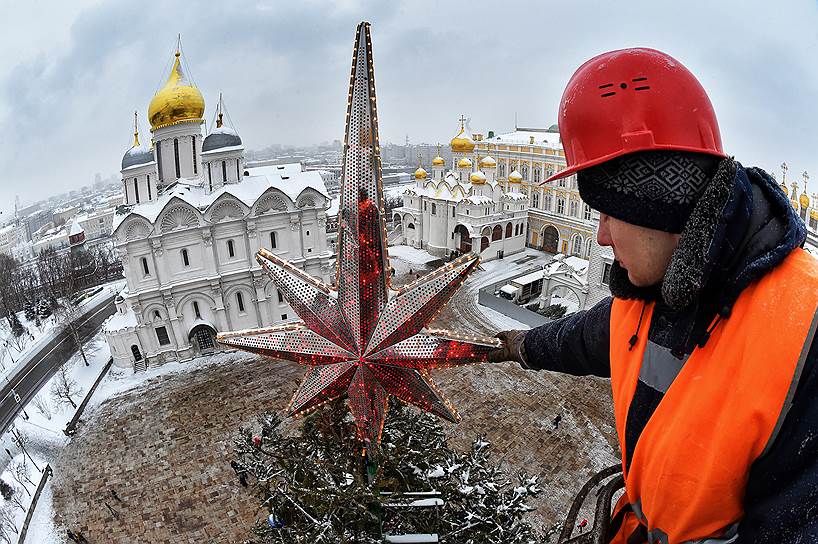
[{"xmin": 576, "ymin": 150, "xmax": 718, "ymax": 233}]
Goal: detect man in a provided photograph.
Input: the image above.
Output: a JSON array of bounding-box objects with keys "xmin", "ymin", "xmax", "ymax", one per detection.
[{"xmin": 488, "ymin": 48, "xmax": 818, "ymax": 543}]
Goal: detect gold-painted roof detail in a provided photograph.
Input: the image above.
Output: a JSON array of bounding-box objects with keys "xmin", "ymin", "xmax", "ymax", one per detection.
[
  {"xmin": 450, "ymin": 117, "xmax": 475, "ymax": 153},
  {"xmin": 148, "ymin": 50, "xmax": 205, "ymax": 131}
]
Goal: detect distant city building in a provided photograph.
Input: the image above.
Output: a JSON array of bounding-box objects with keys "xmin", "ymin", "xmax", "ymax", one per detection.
[
  {"xmin": 105, "ymin": 46, "xmax": 332, "ymax": 371},
  {"xmin": 391, "ymin": 119, "xmax": 528, "ymax": 262},
  {"xmin": 475, "ymin": 126, "xmax": 598, "ymax": 259}
]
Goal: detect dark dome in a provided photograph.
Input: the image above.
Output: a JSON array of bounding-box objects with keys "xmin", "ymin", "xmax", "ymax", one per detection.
[
  {"xmin": 121, "ymin": 145, "xmax": 154, "ymax": 170},
  {"xmin": 547, "ymin": 124, "xmax": 560, "ymax": 133},
  {"xmin": 202, "ymin": 126, "xmax": 242, "ymax": 152}
]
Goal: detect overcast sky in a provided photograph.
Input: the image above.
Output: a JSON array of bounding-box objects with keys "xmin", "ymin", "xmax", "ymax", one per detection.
[{"xmin": 0, "ymin": 0, "xmax": 816, "ymax": 213}]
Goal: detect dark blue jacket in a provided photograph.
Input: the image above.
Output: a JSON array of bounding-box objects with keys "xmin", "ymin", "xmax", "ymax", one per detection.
[{"xmin": 522, "ymin": 163, "xmax": 818, "ymax": 543}]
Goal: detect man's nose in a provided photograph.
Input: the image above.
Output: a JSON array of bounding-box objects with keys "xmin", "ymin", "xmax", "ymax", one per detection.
[{"xmin": 597, "ymin": 213, "xmax": 612, "ymax": 246}]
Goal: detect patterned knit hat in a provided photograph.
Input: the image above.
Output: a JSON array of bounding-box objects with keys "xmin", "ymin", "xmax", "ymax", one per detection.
[{"xmin": 576, "ymin": 151, "xmax": 717, "ymax": 233}]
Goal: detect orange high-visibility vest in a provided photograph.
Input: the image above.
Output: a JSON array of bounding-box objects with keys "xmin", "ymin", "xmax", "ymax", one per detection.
[{"xmin": 608, "ymin": 248, "xmax": 818, "ymax": 543}]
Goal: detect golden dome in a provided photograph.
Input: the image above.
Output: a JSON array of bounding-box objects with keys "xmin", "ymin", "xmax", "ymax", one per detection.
[
  {"xmin": 457, "ymin": 157, "xmax": 472, "ymax": 168},
  {"xmin": 811, "ymin": 209, "xmax": 818, "ymax": 221},
  {"xmin": 479, "ymin": 155, "xmax": 496, "ymax": 169},
  {"xmin": 148, "ymin": 52, "xmax": 205, "ymax": 131},
  {"xmin": 800, "ymin": 191, "xmax": 810, "ymax": 209},
  {"xmin": 470, "ymin": 171, "xmax": 486, "ymax": 184},
  {"xmin": 781, "ymin": 183, "xmax": 789, "ymax": 196},
  {"xmin": 508, "ymin": 170, "xmax": 523, "ymax": 183},
  {"xmin": 450, "ymin": 120, "xmax": 475, "ymax": 153},
  {"xmin": 414, "ymin": 167, "xmax": 428, "ymax": 180},
  {"xmin": 432, "ymin": 156, "xmax": 445, "ymax": 167},
  {"xmin": 791, "ymin": 199, "xmax": 799, "ymax": 211}
]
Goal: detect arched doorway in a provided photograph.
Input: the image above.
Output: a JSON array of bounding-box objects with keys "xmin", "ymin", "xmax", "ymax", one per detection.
[
  {"xmin": 189, "ymin": 323, "xmax": 217, "ymax": 354},
  {"xmin": 454, "ymin": 225, "xmax": 471, "ymax": 253},
  {"xmin": 541, "ymin": 225, "xmax": 559, "ymax": 254}
]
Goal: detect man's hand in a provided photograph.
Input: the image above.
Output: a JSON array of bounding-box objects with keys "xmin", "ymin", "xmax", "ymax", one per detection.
[{"xmin": 487, "ymin": 330, "xmax": 529, "ymax": 367}]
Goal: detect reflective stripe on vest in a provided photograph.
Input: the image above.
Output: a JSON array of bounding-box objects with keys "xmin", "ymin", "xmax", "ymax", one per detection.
[{"xmin": 608, "ymin": 248, "xmax": 818, "ymax": 543}]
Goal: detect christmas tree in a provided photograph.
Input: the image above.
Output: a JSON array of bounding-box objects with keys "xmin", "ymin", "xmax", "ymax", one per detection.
[{"xmin": 233, "ymin": 399, "xmax": 541, "ymax": 543}]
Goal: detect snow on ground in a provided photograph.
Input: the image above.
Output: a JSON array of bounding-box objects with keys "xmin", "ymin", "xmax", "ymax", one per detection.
[
  {"xmin": 0, "ymin": 280, "xmax": 124, "ymax": 387},
  {"xmin": 478, "ymin": 304, "xmax": 529, "ymax": 331},
  {"xmin": 387, "ymin": 245, "xmax": 437, "ymax": 265}
]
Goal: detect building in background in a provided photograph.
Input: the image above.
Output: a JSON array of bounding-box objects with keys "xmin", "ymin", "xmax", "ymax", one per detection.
[
  {"xmin": 105, "ymin": 46, "xmax": 332, "ymax": 371},
  {"xmin": 475, "ymin": 126, "xmax": 598, "ymax": 259},
  {"xmin": 391, "ymin": 119, "xmax": 528, "ymax": 262}
]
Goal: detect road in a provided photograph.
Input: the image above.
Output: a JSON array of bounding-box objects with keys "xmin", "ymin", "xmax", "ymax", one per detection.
[{"xmin": 0, "ymin": 292, "xmax": 116, "ymax": 435}]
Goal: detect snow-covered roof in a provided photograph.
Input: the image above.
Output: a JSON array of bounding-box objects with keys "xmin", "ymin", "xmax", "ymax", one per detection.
[
  {"xmin": 69, "ymin": 219, "xmax": 84, "ymax": 236},
  {"xmin": 464, "ymin": 195, "xmax": 493, "ymax": 205},
  {"xmin": 201, "ymin": 144, "xmax": 244, "ymax": 156},
  {"xmin": 113, "ymin": 163, "xmax": 329, "ymax": 232},
  {"xmin": 483, "ymin": 128, "xmax": 563, "ymax": 149},
  {"xmin": 512, "ymin": 270, "xmax": 545, "ymax": 285},
  {"xmin": 105, "ymin": 307, "xmax": 138, "ymax": 332},
  {"xmin": 499, "ymin": 284, "xmax": 517, "ymax": 295},
  {"xmin": 502, "ymin": 192, "xmax": 529, "ymax": 201}
]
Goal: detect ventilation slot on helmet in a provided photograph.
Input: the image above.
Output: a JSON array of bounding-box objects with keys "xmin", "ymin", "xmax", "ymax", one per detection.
[
  {"xmin": 632, "ymin": 77, "xmax": 650, "ymax": 91},
  {"xmin": 598, "ymin": 83, "xmax": 616, "ymax": 97}
]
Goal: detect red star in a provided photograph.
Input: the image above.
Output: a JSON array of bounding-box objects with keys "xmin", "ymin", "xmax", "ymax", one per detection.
[{"xmin": 217, "ymin": 22, "xmax": 499, "ymax": 455}]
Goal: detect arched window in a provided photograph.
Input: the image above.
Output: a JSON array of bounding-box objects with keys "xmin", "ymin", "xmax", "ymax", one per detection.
[
  {"xmin": 134, "ymin": 178, "xmax": 140, "ymax": 204},
  {"xmin": 407, "ymin": 223, "xmax": 415, "ymax": 230},
  {"xmin": 571, "ymin": 234, "xmax": 583, "ymax": 256},
  {"xmin": 207, "ymin": 162, "xmax": 212, "ymax": 187},
  {"xmin": 533, "ymin": 168, "xmax": 541, "ymax": 183},
  {"xmin": 544, "ymin": 193, "xmax": 552, "ymax": 211},
  {"xmin": 236, "ymin": 292, "xmax": 245, "ymax": 313},
  {"xmin": 153, "ymin": 310, "xmax": 161, "ymax": 320},
  {"xmin": 557, "ymin": 198, "xmax": 565, "ymax": 214},
  {"xmin": 147, "ymin": 175, "xmax": 152, "ymax": 200},
  {"xmin": 182, "ymin": 249, "xmax": 190, "ymax": 267},
  {"xmin": 492, "ymin": 225, "xmax": 502, "ymax": 241},
  {"xmin": 585, "ymin": 237, "xmax": 593, "ymax": 258},
  {"xmin": 192, "ymin": 137, "xmax": 198, "ymax": 175},
  {"xmin": 193, "ymin": 301, "xmax": 201, "ymax": 319},
  {"xmin": 270, "ymin": 231, "xmax": 278, "ymax": 249},
  {"xmin": 222, "ymin": 160, "xmax": 228, "ymax": 183},
  {"xmin": 431, "ymin": 203, "xmax": 437, "ymax": 215},
  {"xmin": 569, "ymin": 200, "xmax": 578, "ymax": 217},
  {"xmin": 227, "ymin": 239, "xmax": 235, "ymax": 258},
  {"xmin": 156, "ymin": 143, "xmax": 164, "ymax": 180},
  {"xmin": 141, "ymin": 257, "xmax": 149, "ymax": 276},
  {"xmin": 505, "ymin": 222, "xmax": 512, "ymax": 238},
  {"xmin": 532, "ymin": 192, "xmax": 540, "ymax": 208},
  {"xmin": 131, "ymin": 345, "xmax": 142, "ymax": 362},
  {"xmin": 521, "ymin": 164, "xmax": 529, "ymax": 180},
  {"xmin": 174, "ymin": 138, "xmax": 181, "ymax": 178},
  {"xmin": 499, "ymin": 163, "xmax": 505, "ymax": 177}
]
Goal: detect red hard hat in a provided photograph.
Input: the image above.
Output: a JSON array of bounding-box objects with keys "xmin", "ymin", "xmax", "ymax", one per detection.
[{"xmin": 545, "ymin": 48, "xmax": 726, "ymax": 184}]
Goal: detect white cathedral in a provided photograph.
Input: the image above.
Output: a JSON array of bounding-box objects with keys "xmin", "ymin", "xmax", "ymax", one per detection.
[
  {"xmin": 392, "ymin": 121, "xmax": 529, "ymax": 261},
  {"xmin": 105, "ymin": 48, "xmax": 332, "ymax": 370}
]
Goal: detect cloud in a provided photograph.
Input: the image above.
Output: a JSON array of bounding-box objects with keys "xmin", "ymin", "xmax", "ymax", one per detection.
[{"xmin": 0, "ymin": 0, "xmax": 815, "ymax": 210}]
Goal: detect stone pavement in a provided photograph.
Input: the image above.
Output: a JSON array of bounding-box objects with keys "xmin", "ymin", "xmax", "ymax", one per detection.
[
  {"xmin": 50, "ymin": 263, "xmax": 618, "ymax": 541},
  {"xmin": 51, "ymin": 352, "xmax": 617, "ymax": 542}
]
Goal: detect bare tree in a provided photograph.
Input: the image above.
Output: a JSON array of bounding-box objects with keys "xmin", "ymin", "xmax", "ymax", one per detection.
[
  {"xmin": 8, "ymin": 462, "xmax": 31, "ymax": 498},
  {"xmin": 32, "ymin": 394, "xmax": 51, "ymax": 420},
  {"xmin": 9, "ymin": 457, "xmax": 37, "ymax": 497},
  {"xmin": 9, "ymin": 428, "xmax": 39, "ymax": 471},
  {"xmin": 8, "ymin": 487, "xmax": 26, "ymax": 512},
  {"xmin": 50, "ymin": 366, "xmax": 82, "ymax": 411},
  {"xmin": 0, "ymin": 503, "xmax": 17, "ymax": 544}
]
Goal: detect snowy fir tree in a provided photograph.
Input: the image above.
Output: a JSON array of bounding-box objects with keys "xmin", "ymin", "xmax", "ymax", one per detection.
[
  {"xmin": 6, "ymin": 311, "xmax": 24, "ymax": 339},
  {"xmin": 232, "ymin": 399, "xmax": 541, "ymax": 543}
]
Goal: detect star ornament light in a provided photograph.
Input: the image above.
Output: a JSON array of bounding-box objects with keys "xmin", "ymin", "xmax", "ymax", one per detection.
[{"xmin": 217, "ymin": 21, "xmax": 500, "ymax": 457}]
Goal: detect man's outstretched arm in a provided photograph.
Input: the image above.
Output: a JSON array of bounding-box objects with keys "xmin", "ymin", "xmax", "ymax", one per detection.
[{"xmin": 490, "ymin": 297, "xmax": 612, "ymax": 378}]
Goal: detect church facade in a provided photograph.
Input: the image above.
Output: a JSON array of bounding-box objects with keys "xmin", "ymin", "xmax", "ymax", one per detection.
[
  {"xmin": 391, "ymin": 120, "xmax": 528, "ymax": 262},
  {"xmin": 105, "ymin": 48, "xmax": 332, "ymax": 370}
]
